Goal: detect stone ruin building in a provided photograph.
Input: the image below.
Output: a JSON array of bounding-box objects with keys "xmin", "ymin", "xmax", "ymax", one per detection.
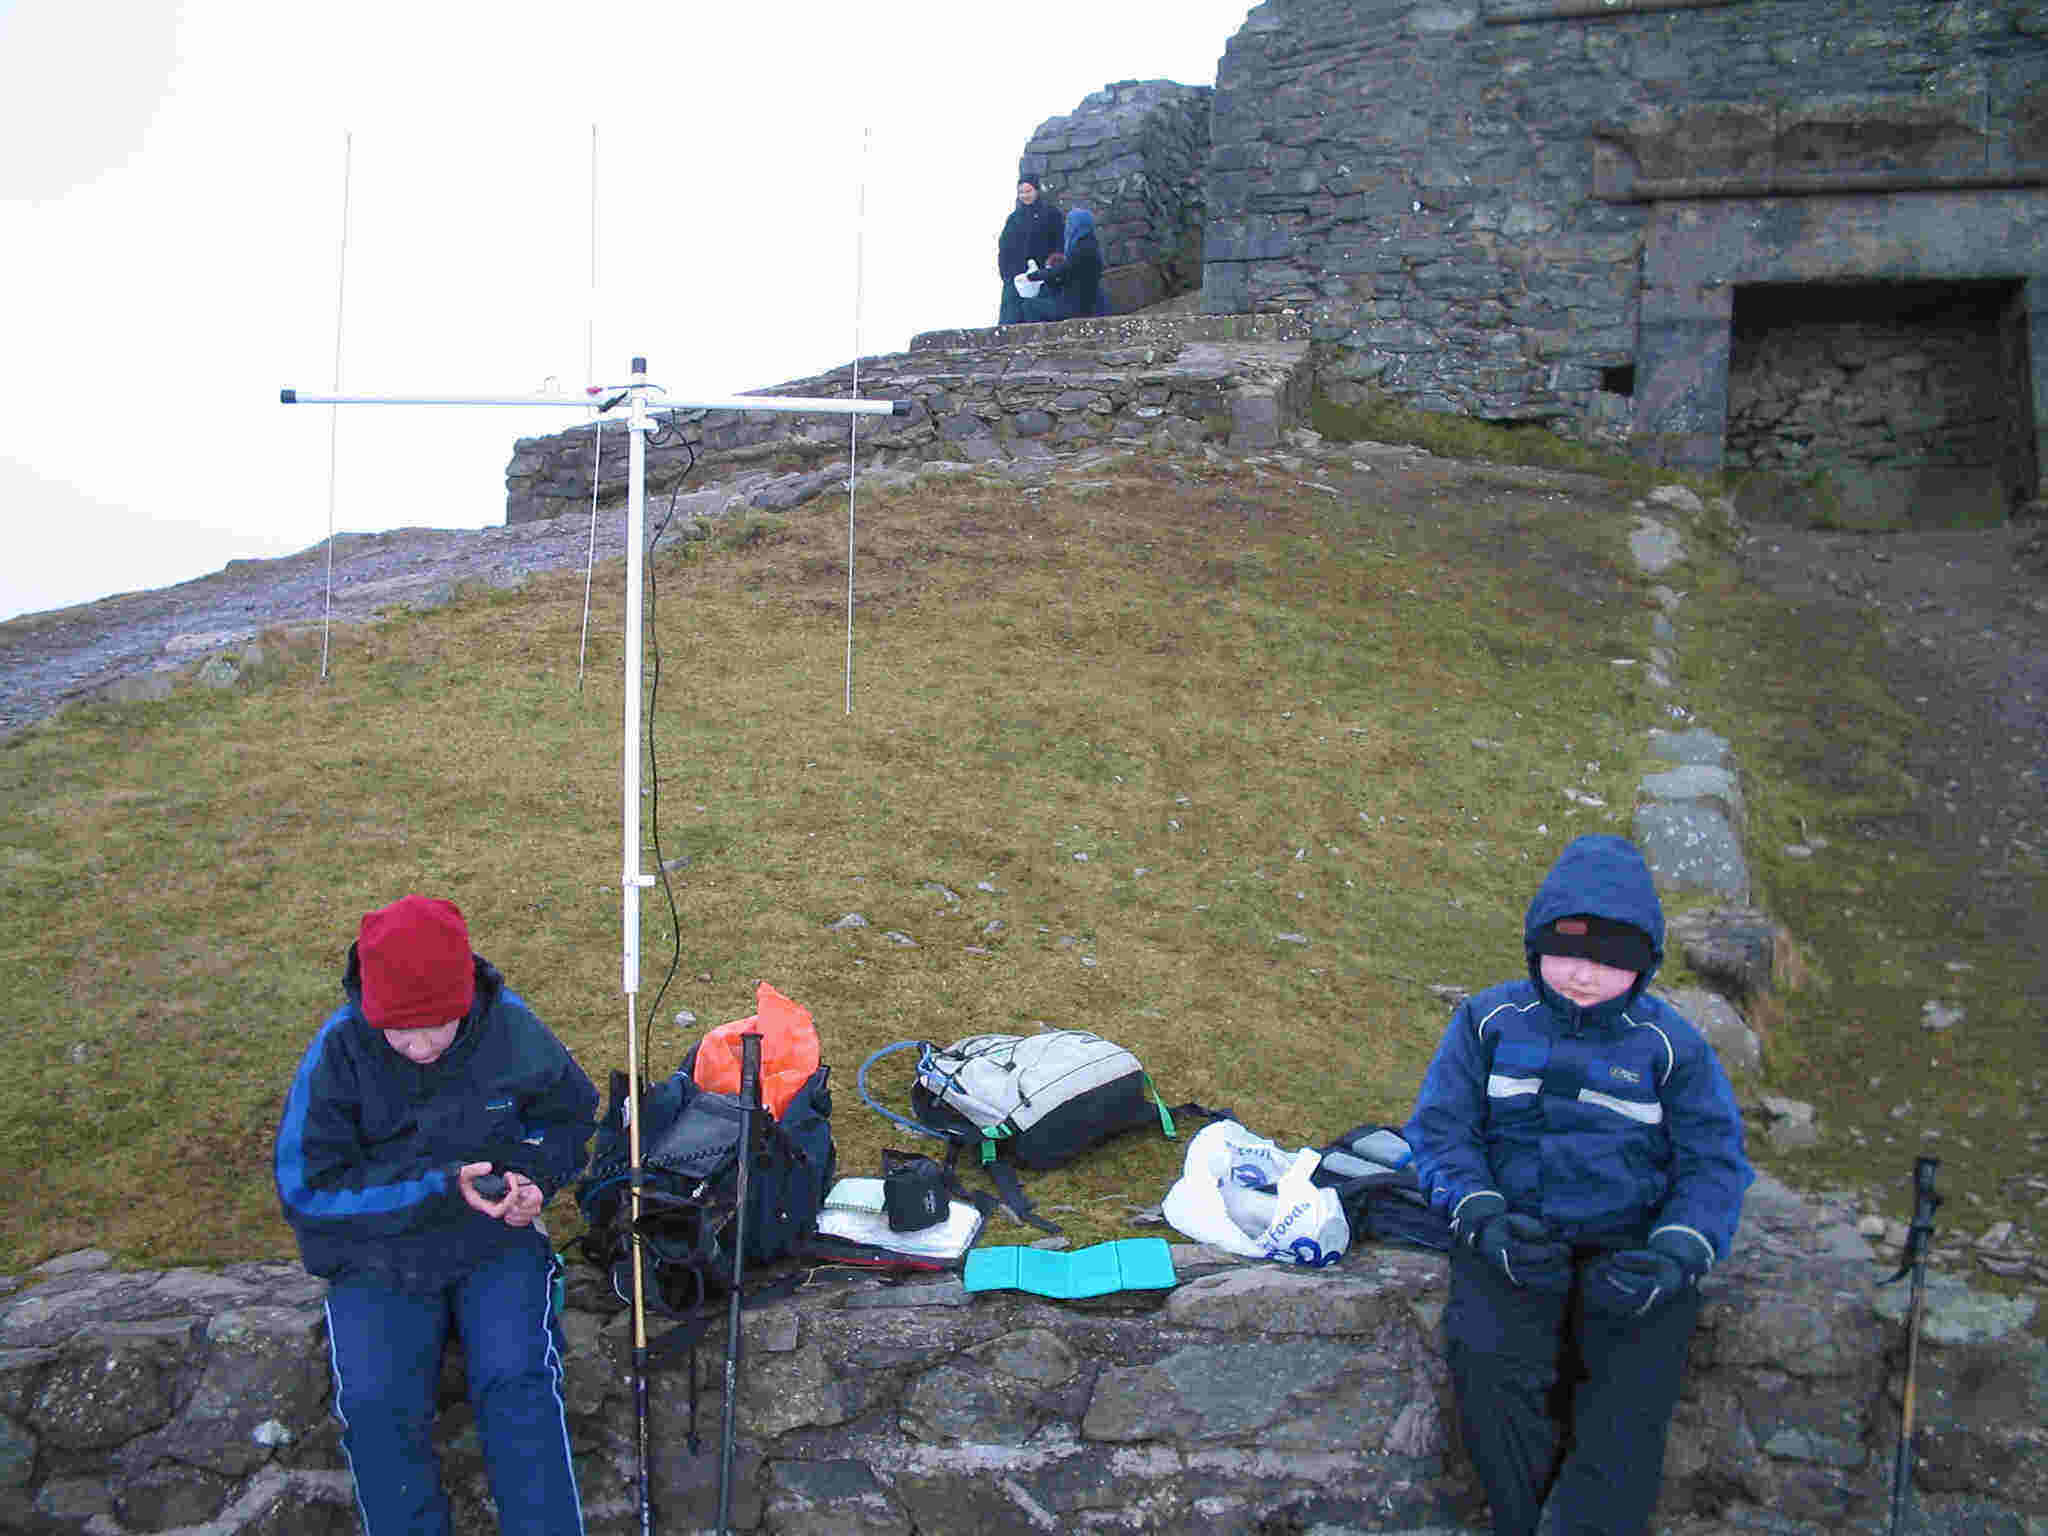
[
  {"xmin": 1021, "ymin": 0, "xmax": 2048, "ymax": 528},
  {"xmin": 507, "ymin": 0, "xmax": 2045, "ymax": 533}
]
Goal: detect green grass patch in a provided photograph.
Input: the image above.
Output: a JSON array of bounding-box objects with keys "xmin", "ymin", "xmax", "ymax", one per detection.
[{"xmin": 2, "ymin": 438, "xmax": 2033, "ymax": 1292}]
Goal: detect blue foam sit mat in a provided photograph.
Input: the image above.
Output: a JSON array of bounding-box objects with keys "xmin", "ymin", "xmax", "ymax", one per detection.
[{"xmin": 961, "ymin": 1237, "xmax": 1177, "ymax": 1298}]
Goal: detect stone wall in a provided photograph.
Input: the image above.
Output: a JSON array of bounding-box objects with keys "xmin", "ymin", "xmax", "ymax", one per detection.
[
  {"xmin": 1019, "ymin": 81, "xmax": 1214, "ymax": 317},
  {"xmin": 1195, "ymin": 0, "xmax": 2048, "ymax": 516},
  {"xmin": 502, "ymin": 317, "xmax": 1311, "ymax": 525},
  {"xmin": 4, "ymin": 1171, "xmax": 2042, "ymax": 1536},
  {"xmin": 1725, "ymin": 280, "xmax": 2033, "ymax": 528}
]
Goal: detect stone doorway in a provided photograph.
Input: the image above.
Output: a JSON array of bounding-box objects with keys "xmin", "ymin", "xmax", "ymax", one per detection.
[{"xmin": 1724, "ymin": 278, "xmax": 2038, "ymax": 529}]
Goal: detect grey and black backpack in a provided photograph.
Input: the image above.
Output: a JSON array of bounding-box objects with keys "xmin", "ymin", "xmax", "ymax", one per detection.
[{"xmin": 857, "ymin": 1029, "xmax": 1202, "ymax": 1232}]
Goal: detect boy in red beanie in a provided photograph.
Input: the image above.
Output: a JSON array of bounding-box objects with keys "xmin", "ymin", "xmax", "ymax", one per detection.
[{"xmin": 274, "ymin": 895, "xmax": 597, "ymax": 1536}]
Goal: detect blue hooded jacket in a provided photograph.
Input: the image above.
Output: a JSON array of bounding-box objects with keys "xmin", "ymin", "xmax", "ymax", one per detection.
[
  {"xmin": 1035, "ymin": 207, "xmax": 1103, "ymax": 319},
  {"xmin": 1404, "ymin": 836, "xmax": 1753, "ymax": 1264},
  {"xmin": 274, "ymin": 946, "xmax": 597, "ymax": 1292}
]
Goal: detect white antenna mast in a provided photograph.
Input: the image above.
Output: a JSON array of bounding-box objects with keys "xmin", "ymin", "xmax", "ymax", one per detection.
[{"xmin": 282, "ymin": 361, "xmax": 907, "ymax": 1526}]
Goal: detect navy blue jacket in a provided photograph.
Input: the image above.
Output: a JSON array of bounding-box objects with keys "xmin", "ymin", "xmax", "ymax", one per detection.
[
  {"xmin": 274, "ymin": 947, "xmax": 598, "ymax": 1292},
  {"xmin": 998, "ymin": 195, "xmax": 1064, "ymax": 281},
  {"xmin": 1404, "ymin": 836, "xmax": 1753, "ymax": 1266}
]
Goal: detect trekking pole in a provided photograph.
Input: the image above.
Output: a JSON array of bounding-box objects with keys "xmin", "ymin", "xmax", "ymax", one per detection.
[
  {"xmin": 715, "ymin": 1031, "xmax": 763, "ymax": 1536},
  {"xmin": 1880, "ymin": 1155, "xmax": 1941, "ymax": 1536}
]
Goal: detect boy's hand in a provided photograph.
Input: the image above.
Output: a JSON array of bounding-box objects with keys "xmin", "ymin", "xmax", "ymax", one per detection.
[
  {"xmin": 457, "ymin": 1163, "xmax": 546, "ymax": 1226},
  {"xmin": 1583, "ymin": 1234, "xmax": 1703, "ymax": 1318},
  {"xmin": 1480, "ymin": 1213, "xmax": 1574, "ymax": 1292},
  {"xmin": 1456, "ymin": 1194, "xmax": 1573, "ymax": 1292}
]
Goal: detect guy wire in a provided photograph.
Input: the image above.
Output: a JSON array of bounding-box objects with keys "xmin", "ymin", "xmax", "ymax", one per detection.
[
  {"xmin": 321, "ymin": 131, "xmax": 354, "ymax": 682},
  {"xmin": 579, "ymin": 125, "xmax": 602, "ymax": 691},
  {"xmin": 845, "ymin": 126, "xmax": 870, "ymax": 716}
]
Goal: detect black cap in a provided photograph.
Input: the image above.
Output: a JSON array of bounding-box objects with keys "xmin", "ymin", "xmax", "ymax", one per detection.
[
  {"xmin": 1017, "ymin": 173, "xmax": 1041, "ymax": 190},
  {"xmin": 1531, "ymin": 914, "xmax": 1655, "ymax": 975}
]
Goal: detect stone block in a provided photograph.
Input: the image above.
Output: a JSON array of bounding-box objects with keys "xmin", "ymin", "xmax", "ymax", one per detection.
[
  {"xmin": 142, "ymin": 1306, "xmax": 329, "ymax": 1478},
  {"xmin": 29, "ymin": 1319, "xmax": 196, "ymax": 1451},
  {"xmin": 765, "ymin": 1459, "xmax": 911, "ymax": 1536},
  {"xmin": 1633, "ymin": 801, "xmax": 1749, "ymax": 903},
  {"xmin": 1666, "ymin": 906, "xmax": 1786, "ymax": 1001},
  {"xmin": 1639, "ymin": 762, "xmax": 1744, "ymax": 830},
  {"xmin": 1664, "ymin": 987, "xmax": 1760, "ymax": 1075},
  {"xmin": 1083, "ymin": 1335, "xmax": 1409, "ymax": 1448}
]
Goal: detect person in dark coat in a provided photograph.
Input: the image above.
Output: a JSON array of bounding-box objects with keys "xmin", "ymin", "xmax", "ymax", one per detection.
[
  {"xmin": 275, "ymin": 895, "xmax": 598, "ymax": 1536},
  {"xmin": 1404, "ymin": 835, "xmax": 1753, "ymax": 1535},
  {"xmin": 997, "ymin": 175, "xmax": 1063, "ymax": 325},
  {"xmin": 1017, "ymin": 207, "xmax": 1103, "ymax": 324}
]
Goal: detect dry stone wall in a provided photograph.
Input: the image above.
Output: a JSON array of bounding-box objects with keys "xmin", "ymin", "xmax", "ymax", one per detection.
[
  {"xmin": 503, "ymin": 318, "xmax": 1311, "ymax": 526},
  {"xmin": 3, "ymin": 1171, "xmax": 2042, "ymax": 1536}
]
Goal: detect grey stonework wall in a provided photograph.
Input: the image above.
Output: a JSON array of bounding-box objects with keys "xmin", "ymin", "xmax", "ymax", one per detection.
[
  {"xmin": 1724, "ymin": 280, "xmax": 2036, "ymax": 528},
  {"xmin": 1019, "ymin": 80, "xmax": 1214, "ymax": 317},
  {"xmin": 1196, "ymin": 0, "xmax": 2048, "ymax": 513},
  {"xmin": 503, "ymin": 317, "xmax": 1312, "ymax": 524},
  {"xmin": 5, "ymin": 1175, "xmax": 2045, "ymax": 1536}
]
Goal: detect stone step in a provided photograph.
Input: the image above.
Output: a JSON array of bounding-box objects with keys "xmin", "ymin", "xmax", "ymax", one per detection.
[{"xmin": 503, "ymin": 314, "xmax": 1316, "ymax": 525}]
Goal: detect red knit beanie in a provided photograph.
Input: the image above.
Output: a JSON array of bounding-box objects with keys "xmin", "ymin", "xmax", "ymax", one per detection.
[{"xmin": 358, "ymin": 896, "xmax": 475, "ymax": 1030}]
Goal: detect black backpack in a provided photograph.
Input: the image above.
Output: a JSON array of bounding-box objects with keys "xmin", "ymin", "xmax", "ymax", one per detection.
[
  {"xmin": 575, "ymin": 1043, "xmax": 836, "ymax": 1316},
  {"xmin": 1313, "ymin": 1124, "xmax": 1453, "ymax": 1253}
]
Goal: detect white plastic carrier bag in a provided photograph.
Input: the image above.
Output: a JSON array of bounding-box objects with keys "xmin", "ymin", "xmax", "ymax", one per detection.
[
  {"xmin": 1161, "ymin": 1119, "xmax": 1349, "ymax": 1266},
  {"xmin": 1013, "ymin": 263, "xmax": 1044, "ymax": 299}
]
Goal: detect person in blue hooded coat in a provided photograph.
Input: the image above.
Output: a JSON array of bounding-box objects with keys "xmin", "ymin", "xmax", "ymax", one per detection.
[
  {"xmin": 1404, "ymin": 835, "xmax": 1752, "ymax": 1536},
  {"xmin": 275, "ymin": 895, "xmax": 598, "ymax": 1536},
  {"xmin": 1017, "ymin": 207, "xmax": 1104, "ymax": 323}
]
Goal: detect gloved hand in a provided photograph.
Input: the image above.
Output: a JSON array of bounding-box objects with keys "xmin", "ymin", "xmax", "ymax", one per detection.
[
  {"xmin": 1454, "ymin": 1193, "xmax": 1573, "ymax": 1292},
  {"xmin": 1583, "ymin": 1230, "xmax": 1708, "ymax": 1318}
]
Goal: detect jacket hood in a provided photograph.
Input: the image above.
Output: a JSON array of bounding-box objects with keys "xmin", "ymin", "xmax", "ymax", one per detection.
[
  {"xmin": 1523, "ymin": 835, "xmax": 1664, "ymax": 1010},
  {"xmin": 1063, "ymin": 207, "xmax": 1095, "ymax": 252}
]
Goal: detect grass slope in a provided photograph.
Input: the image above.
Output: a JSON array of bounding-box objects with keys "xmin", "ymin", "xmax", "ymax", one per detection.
[{"xmin": 1, "ymin": 436, "xmax": 2036, "ymax": 1288}]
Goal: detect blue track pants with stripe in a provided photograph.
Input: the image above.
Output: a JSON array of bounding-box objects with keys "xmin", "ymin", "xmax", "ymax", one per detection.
[{"xmin": 325, "ymin": 1245, "xmax": 583, "ymax": 1536}]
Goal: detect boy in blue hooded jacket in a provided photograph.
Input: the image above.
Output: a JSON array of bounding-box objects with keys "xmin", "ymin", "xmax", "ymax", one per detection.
[
  {"xmin": 1405, "ymin": 835, "xmax": 1752, "ymax": 1536},
  {"xmin": 274, "ymin": 895, "xmax": 598, "ymax": 1536}
]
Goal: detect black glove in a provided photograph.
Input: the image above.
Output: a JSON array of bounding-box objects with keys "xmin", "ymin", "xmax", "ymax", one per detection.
[
  {"xmin": 1455, "ymin": 1193, "xmax": 1573, "ymax": 1292},
  {"xmin": 1583, "ymin": 1231, "xmax": 1708, "ymax": 1318}
]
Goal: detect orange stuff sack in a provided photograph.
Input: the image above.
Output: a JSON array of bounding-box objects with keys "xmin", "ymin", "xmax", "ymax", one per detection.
[{"xmin": 692, "ymin": 981, "xmax": 822, "ymax": 1120}]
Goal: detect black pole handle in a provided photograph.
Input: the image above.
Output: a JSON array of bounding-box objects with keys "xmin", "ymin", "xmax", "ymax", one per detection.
[{"xmin": 1880, "ymin": 1156, "xmax": 1941, "ymax": 1286}]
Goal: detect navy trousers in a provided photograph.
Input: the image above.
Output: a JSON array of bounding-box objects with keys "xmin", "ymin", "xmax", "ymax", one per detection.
[
  {"xmin": 325, "ymin": 1245, "xmax": 583, "ymax": 1536},
  {"xmin": 1445, "ymin": 1245, "xmax": 1701, "ymax": 1536}
]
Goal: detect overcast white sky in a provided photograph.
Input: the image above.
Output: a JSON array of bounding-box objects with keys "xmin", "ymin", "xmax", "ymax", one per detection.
[{"xmin": 0, "ymin": 0, "xmax": 1252, "ymax": 622}]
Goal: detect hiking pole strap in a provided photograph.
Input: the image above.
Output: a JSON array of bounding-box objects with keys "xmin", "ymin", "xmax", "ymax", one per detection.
[
  {"xmin": 984, "ymin": 1156, "xmax": 1061, "ymax": 1237},
  {"xmin": 937, "ymin": 1139, "xmax": 1058, "ymax": 1234}
]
